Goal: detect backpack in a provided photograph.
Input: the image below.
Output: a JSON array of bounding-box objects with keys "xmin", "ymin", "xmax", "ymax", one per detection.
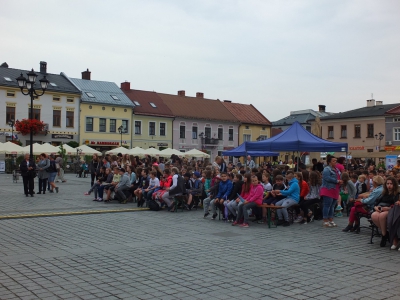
[
  {"xmin": 46, "ymin": 160, "xmax": 56, "ymax": 173},
  {"xmin": 148, "ymin": 200, "xmax": 160, "ymax": 211}
]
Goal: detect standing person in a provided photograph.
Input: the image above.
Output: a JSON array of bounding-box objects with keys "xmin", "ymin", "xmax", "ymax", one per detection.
[
  {"xmin": 320, "ymin": 156, "xmax": 342, "ymax": 228},
  {"xmin": 246, "ymin": 155, "xmax": 255, "ymax": 170},
  {"xmin": 20, "ymin": 153, "xmax": 36, "ymax": 197},
  {"xmin": 55, "ymin": 155, "xmax": 66, "ymax": 183},
  {"xmin": 312, "ymin": 158, "xmax": 324, "ymax": 173},
  {"xmin": 89, "ymin": 154, "xmax": 101, "ymax": 187},
  {"xmin": 47, "ymin": 155, "xmax": 59, "ymax": 193},
  {"xmin": 36, "ymin": 153, "xmax": 50, "ymax": 194}
]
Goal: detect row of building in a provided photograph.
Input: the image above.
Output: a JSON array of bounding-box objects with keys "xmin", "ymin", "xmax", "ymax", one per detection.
[{"xmin": 0, "ymin": 61, "xmax": 271, "ymax": 159}]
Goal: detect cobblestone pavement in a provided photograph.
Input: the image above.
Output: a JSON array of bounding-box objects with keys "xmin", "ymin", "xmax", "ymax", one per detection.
[{"xmin": 1, "ymin": 174, "xmax": 400, "ymax": 299}]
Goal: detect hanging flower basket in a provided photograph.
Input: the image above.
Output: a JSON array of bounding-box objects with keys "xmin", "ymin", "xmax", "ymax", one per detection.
[{"xmin": 15, "ymin": 119, "xmax": 45, "ymax": 136}]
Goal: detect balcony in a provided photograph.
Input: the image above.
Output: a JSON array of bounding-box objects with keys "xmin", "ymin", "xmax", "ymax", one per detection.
[{"xmin": 203, "ymin": 137, "xmax": 219, "ymax": 145}]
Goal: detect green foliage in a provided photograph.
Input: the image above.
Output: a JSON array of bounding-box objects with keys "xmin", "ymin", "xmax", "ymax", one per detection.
[
  {"xmin": 58, "ymin": 142, "xmax": 66, "ymax": 160},
  {"xmin": 67, "ymin": 141, "xmax": 79, "ymax": 148}
]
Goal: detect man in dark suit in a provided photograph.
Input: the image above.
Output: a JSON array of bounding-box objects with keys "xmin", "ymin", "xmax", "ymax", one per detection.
[{"xmin": 20, "ymin": 153, "xmax": 36, "ymax": 197}]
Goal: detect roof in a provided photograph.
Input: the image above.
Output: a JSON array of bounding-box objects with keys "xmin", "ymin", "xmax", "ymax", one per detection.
[
  {"xmin": 157, "ymin": 93, "xmax": 238, "ymax": 123},
  {"xmin": 386, "ymin": 105, "xmax": 400, "ymax": 115},
  {"xmin": 122, "ymin": 89, "xmax": 174, "ymax": 118},
  {"xmin": 66, "ymin": 76, "xmax": 134, "ymax": 107},
  {"xmin": 271, "ymin": 128, "xmax": 283, "ymax": 137},
  {"xmin": 221, "ymin": 101, "xmax": 271, "ymax": 126},
  {"xmin": 320, "ymin": 103, "xmax": 399, "ymax": 120},
  {"xmin": 0, "ymin": 66, "xmax": 80, "ymax": 95},
  {"xmin": 272, "ymin": 112, "xmax": 316, "ymax": 126}
]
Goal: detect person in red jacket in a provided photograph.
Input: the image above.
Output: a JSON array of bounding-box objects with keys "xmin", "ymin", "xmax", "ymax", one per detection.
[
  {"xmin": 294, "ymin": 172, "xmax": 310, "ymax": 223},
  {"xmin": 232, "ymin": 174, "xmax": 264, "ymax": 228},
  {"xmin": 153, "ymin": 169, "xmax": 173, "ymax": 206}
]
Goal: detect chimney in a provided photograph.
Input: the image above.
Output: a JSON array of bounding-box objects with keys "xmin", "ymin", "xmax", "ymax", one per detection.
[
  {"xmin": 121, "ymin": 81, "xmax": 130, "ymax": 91},
  {"xmin": 82, "ymin": 68, "xmax": 91, "ymax": 80},
  {"xmin": 1, "ymin": 62, "xmax": 9, "ymax": 68},
  {"xmin": 366, "ymin": 99, "xmax": 375, "ymax": 107},
  {"xmin": 318, "ymin": 105, "xmax": 326, "ymax": 112},
  {"xmin": 196, "ymin": 92, "xmax": 204, "ymax": 98},
  {"xmin": 40, "ymin": 61, "xmax": 47, "ymax": 73},
  {"xmin": 178, "ymin": 90, "xmax": 185, "ymax": 96},
  {"xmin": 376, "ymin": 100, "xmax": 383, "ymax": 105}
]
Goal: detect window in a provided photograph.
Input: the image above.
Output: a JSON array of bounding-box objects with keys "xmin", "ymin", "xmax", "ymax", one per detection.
[
  {"xmin": 180, "ymin": 125, "xmax": 186, "ymax": 139},
  {"xmin": 306, "ymin": 126, "xmax": 311, "ymax": 132},
  {"xmin": 149, "ymin": 122, "xmax": 156, "ymax": 135},
  {"xmin": 367, "ymin": 124, "xmax": 374, "ymax": 138},
  {"xmin": 245, "ymin": 126, "xmax": 249, "ymax": 129},
  {"xmin": 4, "ymin": 77, "xmax": 12, "ymax": 82},
  {"xmin": 67, "ymin": 97, "xmax": 74, "ymax": 103},
  {"xmin": 111, "ymin": 95, "xmax": 119, "ymax": 100},
  {"xmin": 243, "ymin": 134, "xmax": 251, "ymax": 142},
  {"xmin": 110, "ymin": 119, "xmax": 116, "ymax": 132},
  {"xmin": 218, "ymin": 127, "xmax": 223, "ymax": 140},
  {"xmin": 262, "ymin": 127, "xmax": 266, "ymax": 130},
  {"xmin": 192, "ymin": 126, "xmax": 198, "ymax": 139},
  {"xmin": 6, "ymin": 107, "xmax": 15, "ymax": 123},
  {"xmin": 99, "ymin": 118, "xmax": 106, "ymax": 132},
  {"xmin": 205, "ymin": 127, "xmax": 211, "ymax": 138},
  {"xmin": 53, "ymin": 110, "xmax": 61, "ymax": 127},
  {"xmin": 160, "ymin": 122, "xmax": 166, "ymax": 136},
  {"xmin": 341, "ymin": 125, "xmax": 347, "ymax": 138},
  {"xmin": 122, "ymin": 120, "xmax": 128, "ymax": 133},
  {"xmin": 50, "ymin": 82, "xmax": 57, "ymax": 87},
  {"xmin": 354, "ymin": 124, "xmax": 361, "ymax": 138},
  {"xmin": 6, "ymin": 90, "xmax": 15, "ymax": 97},
  {"xmin": 394, "ymin": 128, "xmax": 400, "ymax": 141},
  {"xmin": 135, "ymin": 121, "xmax": 141, "ymax": 134},
  {"xmin": 394, "ymin": 118, "xmax": 400, "ymax": 122},
  {"xmin": 66, "ymin": 111, "xmax": 74, "ymax": 128},
  {"xmin": 328, "ymin": 126, "xmax": 334, "ymax": 138},
  {"xmin": 29, "ymin": 108, "xmax": 41, "ymax": 120},
  {"xmin": 229, "ymin": 128, "xmax": 233, "ymax": 141},
  {"xmin": 133, "ymin": 101, "xmax": 140, "ymax": 106},
  {"xmin": 52, "ymin": 95, "xmax": 60, "ymax": 101},
  {"xmin": 85, "ymin": 92, "xmax": 95, "ymax": 98},
  {"xmin": 150, "ymin": 102, "xmax": 157, "ymax": 108},
  {"xmin": 86, "ymin": 117, "xmax": 93, "ymax": 131}
]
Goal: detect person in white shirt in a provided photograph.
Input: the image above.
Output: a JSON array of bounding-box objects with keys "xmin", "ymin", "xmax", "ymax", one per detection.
[{"xmin": 145, "ymin": 171, "xmax": 160, "ymax": 205}]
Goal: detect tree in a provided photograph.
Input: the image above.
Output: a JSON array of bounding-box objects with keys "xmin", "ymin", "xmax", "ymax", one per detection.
[
  {"xmin": 67, "ymin": 141, "xmax": 79, "ymax": 148},
  {"xmin": 58, "ymin": 142, "xmax": 66, "ymax": 160}
]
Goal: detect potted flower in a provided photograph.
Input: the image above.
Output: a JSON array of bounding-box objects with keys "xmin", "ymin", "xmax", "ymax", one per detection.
[{"xmin": 15, "ymin": 119, "xmax": 45, "ymax": 135}]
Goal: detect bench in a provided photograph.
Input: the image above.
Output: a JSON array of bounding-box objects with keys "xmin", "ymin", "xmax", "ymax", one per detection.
[
  {"xmin": 257, "ymin": 204, "xmax": 285, "ymax": 228},
  {"xmin": 355, "ymin": 211, "xmax": 381, "ymax": 244}
]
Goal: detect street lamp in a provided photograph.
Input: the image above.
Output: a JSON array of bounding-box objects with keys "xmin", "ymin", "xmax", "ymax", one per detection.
[
  {"xmin": 375, "ymin": 132, "xmax": 384, "ymax": 151},
  {"xmin": 8, "ymin": 119, "xmax": 14, "ymax": 142},
  {"xmin": 118, "ymin": 125, "xmax": 124, "ymax": 146},
  {"xmin": 16, "ymin": 69, "xmax": 49, "ymax": 162}
]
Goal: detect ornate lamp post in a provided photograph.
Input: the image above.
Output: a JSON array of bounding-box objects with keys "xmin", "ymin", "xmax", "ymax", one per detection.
[
  {"xmin": 16, "ymin": 69, "xmax": 49, "ymax": 161},
  {"xmin": 8, "ymin": 119, "xmax": 14, "ymax": 141},
  {"xmin": 375, "ymin": 132, "xmax": 384, "ymax": 151},
  {"xmin": 118, "ymin": 125, "xmax": 124, "ymax": 146}
]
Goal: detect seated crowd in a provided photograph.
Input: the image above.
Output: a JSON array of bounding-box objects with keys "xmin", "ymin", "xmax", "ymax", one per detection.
[{"xmin": 83, "ymin": 153, "xmax": 400, "ymax": 250}]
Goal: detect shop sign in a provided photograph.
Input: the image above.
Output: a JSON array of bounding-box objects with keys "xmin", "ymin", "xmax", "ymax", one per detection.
[
  {"xmin": 384, "ymin": 146, "xmax": 400, "ymax": 151},
  {"xmin": 90, "ymin": 141, "xmax": 119, "ymax": 146},
  {"xmin": 52, "ymin": 134, "xmax": 74, "ymax": 139},
  {"xmin": 157, "ymin": 143, "xmax": 168, "ymax": 146},
  {"xmin": 349, "ymin": 146, "xmax": 364, "ymax": 150}
]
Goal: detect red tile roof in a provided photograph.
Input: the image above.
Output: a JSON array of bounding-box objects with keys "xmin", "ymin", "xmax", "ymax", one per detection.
[
  {"xmin": 221, "ymin": 101, "xmax": 271, "ymax": 126},
  {"xmin": 122, "ymin": 89, "xmax": 174, "ymax": 118},
  {"xmin": 386, "ymin": 104, "xmax": 400, "ymax": 115},
  {"xmin": 157, "ymin": 93, "xmax": 238, "ymax": 123},
  {"xmin": 271, "ymin": 128, "xmax": 283, "ymax": 137}
]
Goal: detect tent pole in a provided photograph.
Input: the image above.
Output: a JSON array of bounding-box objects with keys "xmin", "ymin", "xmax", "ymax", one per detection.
[{"xmin": 297, "ymin": 151, "xmax": 299, "ymax": 172}]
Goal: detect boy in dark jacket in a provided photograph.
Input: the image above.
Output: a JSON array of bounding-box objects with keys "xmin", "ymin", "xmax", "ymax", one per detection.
[{"xmin": 203, "ymin": 175, "xmax": 220, "ymax": 218}]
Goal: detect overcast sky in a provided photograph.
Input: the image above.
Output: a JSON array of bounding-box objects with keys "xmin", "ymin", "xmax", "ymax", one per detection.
[{"xmin": 2, "ymin": 0, "xmax": 400, "ymax": 121}]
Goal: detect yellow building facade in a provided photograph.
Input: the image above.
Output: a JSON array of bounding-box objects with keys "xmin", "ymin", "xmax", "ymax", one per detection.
[{"xmin": 132, "ymin": 115, "xmax": 173, "ymax": 150}]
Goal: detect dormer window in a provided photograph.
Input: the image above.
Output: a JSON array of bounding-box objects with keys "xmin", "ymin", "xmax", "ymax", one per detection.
[
  {"xmin": 111, "ymin": 95, "xmax": 119, "ymax": 100},
  {"xmin": 86, "ymin": 92, "xmax": 95, "ymax": 98},
  {"xmin": 134, "ymin": 101, "xmax": 140, "ymax": 106},
  {"xmin": 150, "ymin": 102, "xmax": 157, "ymax": 108}
]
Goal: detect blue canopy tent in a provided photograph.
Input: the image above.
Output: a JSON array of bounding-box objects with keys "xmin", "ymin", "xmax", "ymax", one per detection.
[
  {"xmin": 222, "ymin": 142, "xmax": 279, "ymax": 157},
  {"xmin": 245, "ymin": 122, "xmax": 348, "ymax": 152}
]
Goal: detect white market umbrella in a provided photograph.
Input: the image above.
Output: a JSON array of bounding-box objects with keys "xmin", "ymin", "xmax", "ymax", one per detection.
[
  {"xmin": 59, "ymin": 143, "xmax": 76, "ymax": 155},
  {"xmin": 184, "ymin": 149, "xmax": 210, "ymax": 158},
  {"xmin": 77, "ymin": 144, "xmax": 102, "ymax": 156},
  {"xmin": 144, "ymin": 147, "xmax": 161, "ymax": 156},
  {"xmin": 0, "ymin": 142, "xmax": 26, "ymax": 155},
  {"xmin": 105, "ymin": 147, "xmax": 131, "ymax": 155},
  {"xmin": 36, "ymin": 143, "xmax": 60, "ymax": 155},
  {"xmin": 128, "ymin": 147, "xmax": 146, "ymax": 157},
  {"xmin": 23, "ymin": 143, "xmax": 44, "ymax": 155},
  {"xmin": 159, "ymin": 148, "xmax": 183, "ymax": 157}
]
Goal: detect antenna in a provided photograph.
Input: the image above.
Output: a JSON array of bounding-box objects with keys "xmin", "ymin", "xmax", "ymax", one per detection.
[{"xmin": 371, "ymin": 93, "xmax": 373, "ymax": 99}]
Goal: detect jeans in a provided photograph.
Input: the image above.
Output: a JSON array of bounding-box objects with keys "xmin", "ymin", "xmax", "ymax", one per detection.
[
  {"xmin": 203, "ymin": 197, "xmax": 212, "ymax": 214},
  {"xmin": 38, "ymin": 178, "xmax": 48, "ymax": 193},
  {"xmin": 237, "ymin": 202, "xmax": 258, "ymax": 224},
  {"xmin": 322, "ymin": 196, "xmax": 337, "ymax": 219},
  {"xmin": 98, "ymin": 185, "xmax": 109, "ymax": 199},
  {"xmin": 48, "ymin": 172, "xmax": 57, "ymax": 183},
  {"xmin": 209, "ymin": 199, "xmax": 218, "ymax": 215},
  {"xmin": 227, "ymin": 200, "xmax": 239, "ymax": 217},
  {"xmin": 116, "ymin": 186, "xmax": 130, "ymax": 201},
  {"xmin": 55, "ymin": 168, "xmax": 65, "ymax": 182},
  {"xmin": 299, "ymin": 198, "xmax": 321, "ymax": 217},
  {"xmin": 91, "ymin": 173, "xmax": 97, "ymax": 187},
  {"xmin": 275, "ymin": 198, "xmax": 298, "ymax": 221}
]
